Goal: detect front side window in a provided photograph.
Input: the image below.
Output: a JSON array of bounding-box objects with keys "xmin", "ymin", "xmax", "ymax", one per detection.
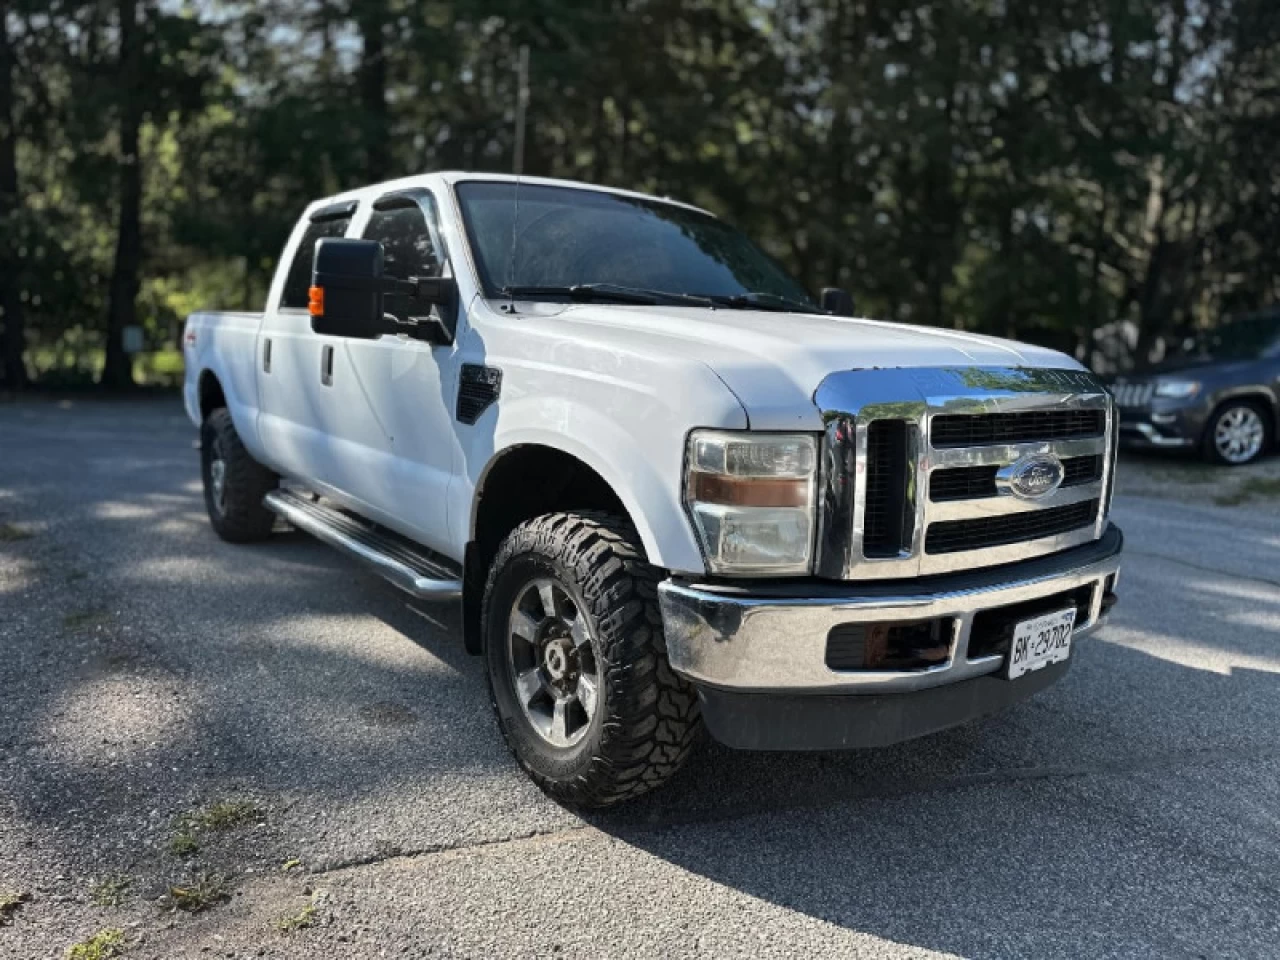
[
  {"xmin": 454, "ymin": 181, "xmax": 814, "ymax": 308},
  {"xmin": 282, "ymin": 215, "xmax": 352, "ymax": 309},
  {"xmin": 363, "ymin": 196, "xmax": 446, "ymax": 324}
]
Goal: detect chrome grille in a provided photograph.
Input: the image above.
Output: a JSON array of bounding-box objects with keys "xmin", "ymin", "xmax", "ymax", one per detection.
[
  {"xmin": 931, "ymin": 410, "xmax": 1104, "ymax": 447},
  {"xmin": 925, "ymin": 499, "xmax": 1100, "ymax": 554},
  {"xmin": 930, "ymin": 455, "xmax": 1100, "ymax": 502},
  {"xmin": 1111, "ymin": 382, "xmax": 1154, "ymax": 408},
  {"xmin": 814, "ymin": 366, "xmax": 1115, "ymax": 580}
]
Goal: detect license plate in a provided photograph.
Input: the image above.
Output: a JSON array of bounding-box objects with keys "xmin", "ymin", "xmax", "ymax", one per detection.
[{"xmin": 1006, "ymin": 608, "xmax": 1076, "ymax": 680}]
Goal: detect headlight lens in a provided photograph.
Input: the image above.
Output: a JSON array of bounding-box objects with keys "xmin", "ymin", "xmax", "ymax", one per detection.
[
  {"xmin": 684, "ymin": 431, "xmax": 818, "ymax": 575},
  {"xmin": 1154, "ymin": 380, "xmax": 1200, "ymax": 399}
]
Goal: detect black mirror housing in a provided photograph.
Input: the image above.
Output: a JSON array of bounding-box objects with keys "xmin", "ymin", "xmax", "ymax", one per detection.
[
  {"xmin": 821, "ymin": 287, "xmax": 856, "ymax": 317},
  {"xmin": 311, "ymin": 239, "xmax": 386, "ymax": 339},
  {"xmin": 310, "ymin": 238, "xmax": 457, "ymax": 345}
]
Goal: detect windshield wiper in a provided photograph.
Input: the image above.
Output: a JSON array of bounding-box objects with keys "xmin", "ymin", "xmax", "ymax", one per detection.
[
  {"xmin": 499, "ymin": 284, "xmax": 714, "ymax": 308},
  {"xmin": 702, "ymin": 292, "xmax": 823, "ymax": 315}
]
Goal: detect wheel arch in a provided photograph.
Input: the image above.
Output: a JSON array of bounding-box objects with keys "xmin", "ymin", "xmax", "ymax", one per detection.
[
  {"xmin": 462, "ymin": 442, "xmax": 657, "ymax": 655},
  {"xmin": 1205, "ymin": 388, "xmax": 1278, "ymax": 435},
  {"xmin": 197, "ymin": 369, "xmax": 227, "ymax": 420}
]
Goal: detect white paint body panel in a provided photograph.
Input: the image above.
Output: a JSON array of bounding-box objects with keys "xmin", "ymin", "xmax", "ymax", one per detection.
[{"xmin": 183, "ymin": 171, "xmax": 1085, "ymax": 577}]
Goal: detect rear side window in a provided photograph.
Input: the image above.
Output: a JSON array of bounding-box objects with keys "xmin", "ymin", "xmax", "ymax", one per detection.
[{"xmin": 281, "ymin": 215, "xmax": 352, "ymax": 309}]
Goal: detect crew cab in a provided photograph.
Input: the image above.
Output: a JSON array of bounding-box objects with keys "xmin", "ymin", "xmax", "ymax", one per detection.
[{"xmin": 183, "ymin": 172, "xmax": 1123, "ymax": 807}]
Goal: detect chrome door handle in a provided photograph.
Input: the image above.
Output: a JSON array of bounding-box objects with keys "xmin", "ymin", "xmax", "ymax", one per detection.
[{"xmin": 321, "ymin": 345, "xmax": 334, "ymax": 386}]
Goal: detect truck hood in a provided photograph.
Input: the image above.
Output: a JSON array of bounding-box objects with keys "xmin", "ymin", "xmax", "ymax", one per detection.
[{"xmin": 546, "ymin": 303, "xmax": 1081, "ymax": 429}]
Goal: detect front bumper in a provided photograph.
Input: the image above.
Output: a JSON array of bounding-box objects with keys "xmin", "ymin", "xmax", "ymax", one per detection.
[
  {"xmin": 1117, "ymin": 399, "xmax": 1209, "ymax": 450},
  {"xmin": 657, "ymin": 525, "xmax": 1122, "ymax": 750}
]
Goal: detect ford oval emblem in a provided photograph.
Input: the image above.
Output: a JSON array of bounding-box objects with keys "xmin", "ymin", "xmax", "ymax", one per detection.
[{"xmin": 998, "ymin": 454, "xmax": 1065, "ymax": 500}]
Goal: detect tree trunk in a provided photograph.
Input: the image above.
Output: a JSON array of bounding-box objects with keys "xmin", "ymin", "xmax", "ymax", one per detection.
[
  {"xmin": 0, "ymin": 5, "xmax": 27, "ymax": 390},
  {"xmin": 357, "ymin": 2, "xmax": 389, "ymax": 183},
  {"xmin": 102, "ymin": 0, "xmax": 142, "ymax": 389}
]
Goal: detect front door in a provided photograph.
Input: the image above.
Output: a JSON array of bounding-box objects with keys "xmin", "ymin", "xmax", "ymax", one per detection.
[{"xmin": 332, "ymin": 188, "xmax": 460, "ymax": 555}]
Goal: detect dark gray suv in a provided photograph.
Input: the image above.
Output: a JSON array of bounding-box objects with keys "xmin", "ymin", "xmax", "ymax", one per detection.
[{"xmin": 1112, "ymin": 311, "xmax": 1280, "ymax": 465}]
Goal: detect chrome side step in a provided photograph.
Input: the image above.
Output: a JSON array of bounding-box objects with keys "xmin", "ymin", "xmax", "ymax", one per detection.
[{"xmin": 263, "ymin": 489, "xmax": 462, "ymax": 601}]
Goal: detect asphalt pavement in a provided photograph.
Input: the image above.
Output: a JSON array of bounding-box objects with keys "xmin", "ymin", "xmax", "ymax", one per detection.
[{"xmin": 2, "ymin": 399, "xmax": 1279, "ymax": 959}]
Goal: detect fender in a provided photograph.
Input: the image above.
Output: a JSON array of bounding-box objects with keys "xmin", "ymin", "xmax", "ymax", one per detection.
[{"xmin": 458, "ymin": 393, "xmax": 745, "ymax": 575}]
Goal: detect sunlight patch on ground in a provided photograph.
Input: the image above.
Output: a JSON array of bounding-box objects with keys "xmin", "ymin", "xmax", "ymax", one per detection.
[
  {"xmin": 1101, "ymin": 625, "xmax": 1280, "ymax": 677},
  {"xmin": 43, "ymin": 674, "xmax": 192, "ymax": 767},
  {"xmin": 92, "ymin": 501, "xmax": 164, "ymax": 521},
  {"xmin": 1184, "ymin": 578, "xmax": 1280, "ymax": 607}
]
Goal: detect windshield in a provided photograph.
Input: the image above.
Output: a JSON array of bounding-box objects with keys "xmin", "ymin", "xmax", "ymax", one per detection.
[
  {"xmin": 455, "ymin": 181, "xmax": 815, "ymax": 307},
  {"xmin": 1175, "ymin": 313, "xmax": 1280, "ymax": 362}
]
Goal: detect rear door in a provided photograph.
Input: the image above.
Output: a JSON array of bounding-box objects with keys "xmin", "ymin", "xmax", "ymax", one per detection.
[{"xmin": 255, "ymin": 200, "xmax": 360, "ymax": 485}]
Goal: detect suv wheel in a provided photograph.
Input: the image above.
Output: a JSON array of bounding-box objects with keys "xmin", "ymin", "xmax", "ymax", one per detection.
[
  {"xmin": 200, "ymin": 408, "xmax": 278, "ymax": 541},
  {"xmin": 483, "ymin": 512, "xmax": 701, "ymax": 807},
  {"xmin": 1204, "ymin": 400, "xmax": 1271, "ymax": 465}
]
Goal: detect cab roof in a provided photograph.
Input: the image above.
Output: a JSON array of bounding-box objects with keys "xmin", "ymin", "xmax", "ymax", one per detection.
[{"xmin": 305, "ymin": 171, "xmax": 714, "ymax": 219}]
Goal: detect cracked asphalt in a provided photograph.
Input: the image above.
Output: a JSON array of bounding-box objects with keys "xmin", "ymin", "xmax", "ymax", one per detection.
[{"xmin": 2, "ymin": 399, "xmax": 1279, "ymax": 959}]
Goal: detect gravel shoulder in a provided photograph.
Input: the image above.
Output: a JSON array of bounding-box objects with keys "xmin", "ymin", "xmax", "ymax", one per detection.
[{"xmin": 2, "ymin": 399, "xmax": 1279, "ymax": 959}]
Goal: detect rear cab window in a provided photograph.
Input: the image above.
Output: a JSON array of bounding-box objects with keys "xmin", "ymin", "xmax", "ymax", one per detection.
[{"xmin": 280, "ymin": 200, "xmax": 358, "ymax": 310}]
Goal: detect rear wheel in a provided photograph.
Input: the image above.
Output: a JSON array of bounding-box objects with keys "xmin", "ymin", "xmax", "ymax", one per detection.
[
  {"xmin": 1203, "ymin": 400, "xmax": 1272, "ymax": 465},
  {"xmin": 200, "ymin": 408, "xmax": 278, "ymax": 542},
  {"xmin": 483, "ymin": 512, "xmax": 701, "ymax": 807}
]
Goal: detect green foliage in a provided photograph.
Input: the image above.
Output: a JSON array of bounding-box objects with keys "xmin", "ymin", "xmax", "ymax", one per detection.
[
  {"xmin": 66, "ymin": 928, "xmax": 126, "ymax": 960},
  {"xmin": 3, "ymin": 0, "xmax": 1279, "ymax": 386},
  {"xmin": 0, "ymin": 888, "xmax": 29, "ymax": 925},
  {"xmin": 89, "ymin": 875, "xmax": 132, "ymax": 908},
  {"xmin": 168, "ymin": 797, "xmax": 264, "ymax": 856},
  {"xmin": 165, "ymin": 873, "xmax": 231, "ymax": 913}
]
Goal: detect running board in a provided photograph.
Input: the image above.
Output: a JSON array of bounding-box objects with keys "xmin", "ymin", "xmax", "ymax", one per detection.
[{"xmin": 263, "ymin": 489, "xmax": 462, "ymax": 602}]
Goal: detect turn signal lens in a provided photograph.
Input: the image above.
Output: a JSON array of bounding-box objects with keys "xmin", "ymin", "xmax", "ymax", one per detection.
[
  {"xmin": 308, "ymin": 285, "xmax": 325, "ymax": 317},
  {"xmin": 684, "ymin": 430, "xmax": 818, "ymax": 575}
]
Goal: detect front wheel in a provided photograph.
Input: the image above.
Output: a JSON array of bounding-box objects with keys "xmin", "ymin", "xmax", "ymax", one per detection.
[
  {"xmin": 1203, "ymin": 400, "xmax": 1272, "ymax": 465},
  {"xmin": 483, "ymin": 512, "xmax": 701, "ymax": 807}
]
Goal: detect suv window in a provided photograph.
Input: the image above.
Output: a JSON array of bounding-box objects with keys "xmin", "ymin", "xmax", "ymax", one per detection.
[
  {"xmin": 282, "ymin": 216, "xmax": 352, "ymax": 309},
  {"xmin": 363, "ymin": 196, "xmax": 446, "ymax": 323}
]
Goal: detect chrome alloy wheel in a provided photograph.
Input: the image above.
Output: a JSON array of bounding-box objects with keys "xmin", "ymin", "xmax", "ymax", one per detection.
[
  {"xmin": 208, "ymin": 437, "xmax": 228, "ymax": 515},
  {"xmin": 1214, "ymin": 406, "xmax": 1265, "ymax": 464},
  {"xmin": 507, "ymin": 578, "xmax": 600, "ymax": 748}
]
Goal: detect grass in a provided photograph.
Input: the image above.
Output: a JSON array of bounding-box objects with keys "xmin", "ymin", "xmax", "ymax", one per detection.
[
  {"xmin": 169, "ymin": 798, "xmax": 264, "ymax": 857},
  {"xmin": 166, "ymin": 873, "xmax": 231, "ymax": 913},
  {"xmin": 1214, "ymin": 475, "xmax": 1280, "ymax": 506},
  {"xmin": 66, "ymin": 928, "xmax": 126, "ymax": 960},
  {"xmin": 274, "ymin": 900, "xmax": 317, "ymax": 933},
  {"xmin": 62, "ymin": 609, "xmax": 111, "ymax": 631},
  {"xmin": 89, "ymin": 875, "xmax": 132, "ymax": 907},
  {"xmin": 168, "ymin": 831, "xmax": 199, "ymax": 857},
  {"xmin": 0, "ymin": 888, "xmax": 29, "ymax": 925},
  {"xmin": 0, "ymin": 522, "xmax": 33, "ymax": 542}
]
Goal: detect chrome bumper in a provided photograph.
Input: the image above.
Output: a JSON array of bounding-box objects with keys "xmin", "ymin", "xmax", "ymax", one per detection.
[
  {"xmin": 658, "ymin": 526, "xmax": 1122, "ymax": 695},
  {"xmin": 1120, "ymin": 421, "xmax": 1196, "ymax": 448}
]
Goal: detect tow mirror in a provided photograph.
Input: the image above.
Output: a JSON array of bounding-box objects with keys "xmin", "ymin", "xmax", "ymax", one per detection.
[
  {"xmin": 821, "ymin": 287, "xmax": 856, "ymax": 317},
  {"xmin": 310, "ymin": 238, "xmax": 457, "ymax": 345},
  {"xmin": 310, "ymin": 239, "xmax": 385, "ymax": 339}
]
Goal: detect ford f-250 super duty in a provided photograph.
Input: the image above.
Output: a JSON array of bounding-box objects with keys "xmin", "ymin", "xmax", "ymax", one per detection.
[{"xmin": 183, "ymin": 172, "xmax": 1123, "ymax": 807}]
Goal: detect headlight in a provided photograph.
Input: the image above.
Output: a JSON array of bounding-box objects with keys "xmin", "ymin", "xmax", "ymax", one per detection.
[
  {"xmin": 1154, "ymin": 380, "xmax": 1200, "ymax": 399},
  {"xmin": 684, "ymin": 430, "xmax": 818, "ymax": 575}
]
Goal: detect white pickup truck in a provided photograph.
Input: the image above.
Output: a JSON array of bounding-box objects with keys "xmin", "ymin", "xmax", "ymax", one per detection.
[{"xmin": 183, "ymin": 172, "xmax": 1123, "ymax": 806}]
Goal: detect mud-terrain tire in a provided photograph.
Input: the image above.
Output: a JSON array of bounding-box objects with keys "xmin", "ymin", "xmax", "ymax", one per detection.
[
  {"xmin": 483, "ymin": 511, "xmax": 701, "ymax": 807},
  {"xmin": 200, "ymin": 408, "xmax": 278, "ymax": 542}
]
